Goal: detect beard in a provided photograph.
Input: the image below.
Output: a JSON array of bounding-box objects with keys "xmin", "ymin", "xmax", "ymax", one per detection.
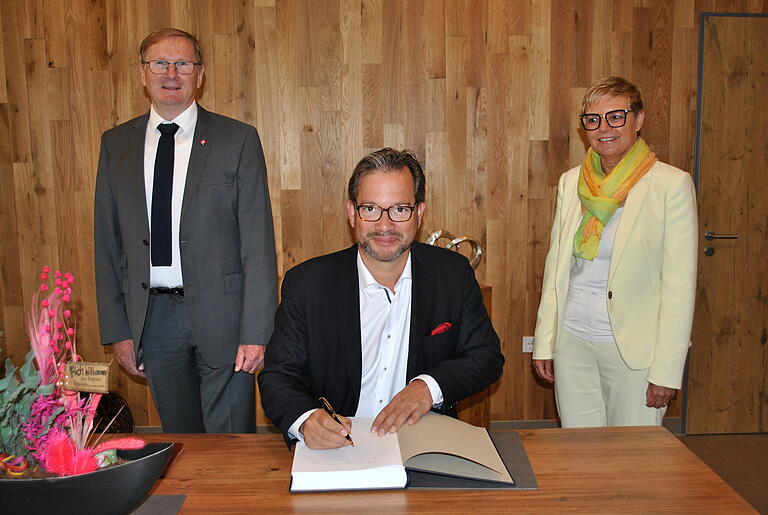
[{"xmin": 358, "ymin": 231, "xmax": 412, "ymax": 262}]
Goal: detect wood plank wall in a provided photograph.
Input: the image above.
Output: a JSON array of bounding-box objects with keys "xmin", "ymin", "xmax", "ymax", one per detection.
[{"xmin": 2, "ymin": 0, "xmax": 766, "ymax": 427}]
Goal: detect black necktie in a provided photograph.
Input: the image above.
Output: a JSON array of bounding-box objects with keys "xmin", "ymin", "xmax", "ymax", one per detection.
[{"xmin": 151, "ymin": 122, "xmax": 179, "ymax": 266}]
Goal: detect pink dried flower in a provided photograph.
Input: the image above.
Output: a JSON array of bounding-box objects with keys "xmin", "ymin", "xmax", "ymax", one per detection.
[
  {"xmin": 66, "ymin": 328, "xmax": 74, "ymax": 336},
  {"xmin": 56, "ymin": 322, "xmax": 63, "ymax": 329},
  {"xmin": 40, "ymin": 284, "xmax": 48, "ymax": 292},
  {"xmin": 62, "ymin": 295, "xmax": 71, "ymax": 303},
  {"xmin": 42, "ymin": 265, "xmax": 50, "ymax": 273},
  {"xmin": 55, "ymin": 278, "xmax": 62, "ymax": 286},
  {"xmin": 48, "ymin": 309, "xmax": 56, "ymax": 317},
  {"xmin": 40, "ymin": 272, "xmax": 48, "ymax": 280},
  {"xmin": 42, "ymin": 430, "xmax": 99, "ymax": 476},
  {"xmin": 54, "ymin": 287, "xmax": 62, "ymax": 294},
  {"xmin": 55, "ymin": 270, "xmax": 62, "ymax": 278},
  {"xmin": 45, "ymin": 325, "xmax": 51, "ymax": 333},
  {"xmin": 63, "ymin": 310, "xmax": 71, "ymax": 319},
  {"xmin": 41, "ymin": 299, "xmax": 49, "ymax": 307}
]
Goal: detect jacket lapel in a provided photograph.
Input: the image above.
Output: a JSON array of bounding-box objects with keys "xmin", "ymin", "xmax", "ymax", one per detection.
[
  {"xmin": 558, "ymin": 182, "xmax": 583, "ymax": 283},
  {"xmin": 609, "ymin": 171, "xmax": 652, "ymax": 282},
  {"xmin": 334, "ymin": 246, "xmax": 363, "ymax": 403},
  {"xmin": 407, "ymin": 245, "xmax": 432, "ymax": 380},
  {"xmin": 125, "ymin": 114, "xmax": 150, "ymax": 230},
  {"xmin": 181, "ymin": 105, "xmax": 212, "ymax": 222}
]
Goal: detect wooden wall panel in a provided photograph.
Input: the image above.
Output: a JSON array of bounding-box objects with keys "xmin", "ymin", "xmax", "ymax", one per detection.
[{"xmin": 2, "ymin": 0, "xmax": 767, "ymax": 427}]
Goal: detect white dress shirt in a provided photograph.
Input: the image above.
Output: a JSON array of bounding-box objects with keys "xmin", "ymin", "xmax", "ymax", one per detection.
[
  {"xmin": 144, "ymin": 102, "xmax": 198, "ymax": 288},
  {"xmin": 562, "ymin": 207, "xmax": 623, "ymax": 342},
  {"xmin": 287, "ymin": 250, "xmax": 442, "ymax": 441}
]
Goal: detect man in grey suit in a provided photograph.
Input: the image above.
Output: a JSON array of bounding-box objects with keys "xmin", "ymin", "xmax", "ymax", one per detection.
[{"xmin": 94, "ymin": 28, "xmax": 277, "ymax": 433}]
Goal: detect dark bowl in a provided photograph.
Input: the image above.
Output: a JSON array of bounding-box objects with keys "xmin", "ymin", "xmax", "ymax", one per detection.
[{"xmin": 0, "ymin": 442, "xmax": 175, "ymax": 515}]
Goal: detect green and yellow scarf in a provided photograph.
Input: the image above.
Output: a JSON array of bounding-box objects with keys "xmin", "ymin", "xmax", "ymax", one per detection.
[{"xmin": 573, "ymin": 138, "xmax": 657, "ymax": 260}]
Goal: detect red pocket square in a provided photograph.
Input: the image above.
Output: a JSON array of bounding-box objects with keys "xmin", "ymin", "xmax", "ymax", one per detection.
[{"xmin": 431, "ymin": 322, "xmax": 452, "ymax": 336}]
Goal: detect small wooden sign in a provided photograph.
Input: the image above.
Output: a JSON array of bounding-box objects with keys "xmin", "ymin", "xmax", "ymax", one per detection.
[{"xmin": 63, "ymin": 362, "xmax": 110, "ymax": 393}]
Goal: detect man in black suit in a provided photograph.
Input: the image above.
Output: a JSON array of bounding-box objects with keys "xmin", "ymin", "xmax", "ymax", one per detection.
[
  {"xmin": 259, "ymin": 148, "xmax": 503, "ymax": 449},
  {"xmin": 94, "ymin": 28, "xmax": 277, "ymax": 433}
]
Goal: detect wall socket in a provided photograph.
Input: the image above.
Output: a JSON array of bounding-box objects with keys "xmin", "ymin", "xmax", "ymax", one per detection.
[{"xmin": 522, "ymin": 336, "xmax": 534, "ymax": 353}]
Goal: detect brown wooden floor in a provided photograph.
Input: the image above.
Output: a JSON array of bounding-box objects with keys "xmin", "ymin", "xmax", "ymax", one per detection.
[{"xmin": 678, "ymin": 434, "xmax": 768, "ymax": 514}]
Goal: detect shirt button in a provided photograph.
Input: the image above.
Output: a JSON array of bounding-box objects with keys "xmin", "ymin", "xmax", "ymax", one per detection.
[{"xmin": 387, "ymin": 334, "xmax": 391, "ymax": 339}]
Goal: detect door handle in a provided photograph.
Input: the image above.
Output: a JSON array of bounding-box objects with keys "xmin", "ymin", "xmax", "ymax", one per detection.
[{"xmin": 704, "ymin": 231, "xmax": 739, "ymax": 240}]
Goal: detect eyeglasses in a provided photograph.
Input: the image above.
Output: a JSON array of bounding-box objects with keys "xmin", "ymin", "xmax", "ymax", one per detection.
[
  {"xmin": 356, "ymin": 204, "xmax": 416, "ymax": 222},
  {"xmin": 142, "ymin": 60, "xmax": 201, "ymax": 75},
  {"xmin": 579, "ymin": 109, "xmax": 633, "ymax": 131}
]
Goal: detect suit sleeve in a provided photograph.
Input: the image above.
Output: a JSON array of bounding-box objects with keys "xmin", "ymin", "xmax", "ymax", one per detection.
[
  {"xmin": 647, "ymin": 172, "xmax": 698, "ymax": 388},
  {"xmin": 236, "ymin": 127, "xmax": 278, "ymax": 346},
  {"xmin": 258, "ymin": 269, "xmax": 321, "ymax": 436},
  {"xmin": 423, "ymin": 259, "xmax": 505, "ymax": 412},
  {"xmin": 532, "ymin": 173, "xmax": 568, "ymax": 360},
  {"xmin": 93, "ymin": 133, "xmax": 133, "ymax": 345}
]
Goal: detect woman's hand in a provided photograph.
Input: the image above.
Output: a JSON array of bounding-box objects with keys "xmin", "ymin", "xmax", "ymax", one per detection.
[
  {"xmin": 533, "ymin": 359, "xmax": 555, "ymax": 382},
  {"xmin": 646, "ymin": 383, "xmax": 676, "ymax": 408}
]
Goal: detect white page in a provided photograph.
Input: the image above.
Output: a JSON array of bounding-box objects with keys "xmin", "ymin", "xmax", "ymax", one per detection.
[{"xmin": 290, "ymin": 417, "xmax": 408, "ymax": 491}]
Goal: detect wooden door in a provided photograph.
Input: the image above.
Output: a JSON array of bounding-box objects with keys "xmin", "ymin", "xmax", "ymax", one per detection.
[{"xmin": 686, "ymin": 14, "xmax": 768, "ymax": 434}]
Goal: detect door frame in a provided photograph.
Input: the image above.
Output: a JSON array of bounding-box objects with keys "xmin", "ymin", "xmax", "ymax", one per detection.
[{"xmin": 684, "ymin": 11, "xmax": 768, "ymax": 434}]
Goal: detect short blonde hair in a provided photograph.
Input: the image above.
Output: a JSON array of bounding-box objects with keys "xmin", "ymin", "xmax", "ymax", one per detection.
[
  {"xmin": 581, "ymin": 76, "xmax": 643, "ymax": 114},
  {"xmin": 140, "ymin": 28, "xmax": 203, "ymax": 64}
]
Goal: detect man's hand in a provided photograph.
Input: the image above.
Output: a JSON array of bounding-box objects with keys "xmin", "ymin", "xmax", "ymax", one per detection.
[
  {"xmin": 646, "ymin": 382, "xmax": 676, "ymax": 408},
  {"xmin": 300, "ymin": 409, "xmax": 352, "ymax": 450},
  {"xmin": 533, "ymin": 359, "xmax": 555, "ymax": 382},
  {"xmin": 370, "ymin": 379, "xmax": 432, "ymax": 436},
  {"xmin": 234, "ymin": 344, "xmax": 266, "ymax": 373},
  {"xmin": 110, "ymin": 339, "xmax": 145, "ymax": 378}
]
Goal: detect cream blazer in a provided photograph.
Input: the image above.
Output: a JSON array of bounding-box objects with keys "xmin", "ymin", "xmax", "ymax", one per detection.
[{"xmin": 532, "ymin": 161, "xmax": 698, "ymax": 389}]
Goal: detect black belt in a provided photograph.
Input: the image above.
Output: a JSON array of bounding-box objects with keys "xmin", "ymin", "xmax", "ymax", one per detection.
[{"xmin": 149, "ymin": 287, "xmax": 184, "ymax": 296}]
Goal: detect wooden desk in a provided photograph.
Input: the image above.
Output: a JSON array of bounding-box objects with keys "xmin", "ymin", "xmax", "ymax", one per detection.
[{"xmin": 136, "ymin": 426, "xmax": 755, "ymax": 513}]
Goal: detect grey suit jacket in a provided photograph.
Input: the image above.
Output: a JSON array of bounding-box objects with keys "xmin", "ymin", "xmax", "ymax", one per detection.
[{"xmin": 94, "ymin": 105, "xmax": 278, "ymax": 368}]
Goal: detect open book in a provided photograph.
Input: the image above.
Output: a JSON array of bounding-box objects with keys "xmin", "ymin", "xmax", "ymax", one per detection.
[{"xmin": 290, "ymin": 412, "xmax": 514, "ymax": 492}]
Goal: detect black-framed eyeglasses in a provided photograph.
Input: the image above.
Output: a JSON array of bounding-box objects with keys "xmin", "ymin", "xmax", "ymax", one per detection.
[
  {"xmin": 579, "ymin": 109, "xmax": 633, "ymax": 131},
  {"xmin": 355, "ymin": 204, "xmax": 416, "ymax": 222},
  {"xmin": 142, "ymin": 60, "xmax": 201, "ymax": 75}
]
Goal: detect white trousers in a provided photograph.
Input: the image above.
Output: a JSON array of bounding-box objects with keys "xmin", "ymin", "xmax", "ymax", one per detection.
[{"xmin": 553, "ymin": 330, "xmax": 665, "ymax": 427}]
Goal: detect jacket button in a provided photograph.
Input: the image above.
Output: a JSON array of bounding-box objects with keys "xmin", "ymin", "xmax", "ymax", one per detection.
[
  {"xmin": 142, "ymin": 239, "xmax": 149, "ymax": 246},
  {"xmin": 141, "ymin": 282, "xmax": 148, "ymax": 289},
  {"xmin": 608, "ymin": 291, "xmax": 613, "ymax": 299}
]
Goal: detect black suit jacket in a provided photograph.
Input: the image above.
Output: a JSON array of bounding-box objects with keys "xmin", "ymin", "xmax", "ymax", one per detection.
[
  {"xmin": 94, "ymin": 105, "xmax": 278, "ymax": 367},
  {"xmin": 258, "ymin": 242, "xmax": 504, "ymax": 437}
]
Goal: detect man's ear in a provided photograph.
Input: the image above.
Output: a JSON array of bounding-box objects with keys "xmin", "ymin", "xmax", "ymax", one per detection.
[
  {"xmin": 346, "ymin": 199, "xmax": 357, "ymax": 228},
  {"xmin": 415, "ymin": 202, "xmax": 426, "ymax": 228}
]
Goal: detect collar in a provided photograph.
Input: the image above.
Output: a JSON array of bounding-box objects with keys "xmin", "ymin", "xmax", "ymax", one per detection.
[
  {"xmin": 356, "ymin": 250, "xmax": 412, "ymax": 295},
  {"xmin": 148, "ymin": 102, "xmax": 198, "ymax": 135}
]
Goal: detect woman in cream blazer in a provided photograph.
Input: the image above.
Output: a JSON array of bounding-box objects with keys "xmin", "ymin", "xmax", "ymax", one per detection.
[{"xmin": 532, "ymin": 77, "xmax": 697, "ymax": 427}]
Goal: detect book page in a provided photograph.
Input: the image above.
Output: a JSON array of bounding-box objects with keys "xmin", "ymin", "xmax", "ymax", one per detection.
[
  {"xmin": 397, "ymin": 412, "xmax": 513, "ymax": 484},
  {"xmin": 290, "ymin": 417, "xmax": 407, "ymax": 491}
]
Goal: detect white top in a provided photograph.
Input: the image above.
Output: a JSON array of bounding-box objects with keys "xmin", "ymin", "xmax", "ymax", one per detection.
[
  {"xmin": 144, "ymin": 102, "xmax": 198, "ymax": 287},
  {"xmin": 287, "ymin": 250, "xmax": 442, "ymax": 441},
  {"xmin": 562, "ymin": 207, "xmax": 623, "ymax": 342}
]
